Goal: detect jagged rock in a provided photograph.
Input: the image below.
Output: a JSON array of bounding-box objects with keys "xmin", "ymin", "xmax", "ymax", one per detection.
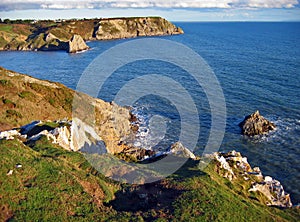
[
  {"xmin": 249, "ymin": 177, "xmax": 293, "ymax": 208},
  {"xmin": 67, "ymin": 35, "xmax": 89, "ymax": 53},
  {"xmin": 118, "ymin": 146, "xmax": 156, "ymax": 161},
  {"xmin": 70, "ymin": 118, "xmax": 106, "ymax": 153},
  {"xmin": 213, "ymin": 152, "xmax": 236, "ymax": 181},
  {"xmin": 212, "ymin": 151, "xmax": 293, "ymax": 208},
  {"xmin": 45, "ymin": 33, "xmax": 58, "ymax": 42},
  {"xmin": 39, "ymin": 33, "xmax": 88, "ymax": 53},
  {"xmin": 239, "ymin": 110, "xmax": 276, "ymax": 136},
  {"xmin": 0, "ymin": 130, "xmax": 21, "ymax": 140},
  {"xmin": 169, "ymin": 142, "xmax": 196, "ymax": 159},
  {"xmin": 52, "ymin": 126, "xmax": 71, "ymax": 150}
]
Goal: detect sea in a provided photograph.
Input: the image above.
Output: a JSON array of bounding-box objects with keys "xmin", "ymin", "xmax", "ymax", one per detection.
[{"xmin": 0, "ymin": 22, "xmax": 299, "ymax": 204}]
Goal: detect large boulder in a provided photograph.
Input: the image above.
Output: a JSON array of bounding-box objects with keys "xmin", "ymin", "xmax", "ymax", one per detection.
[{"xmin": 239, "ymin": 110, "xmax": 276, "ymax": 136}]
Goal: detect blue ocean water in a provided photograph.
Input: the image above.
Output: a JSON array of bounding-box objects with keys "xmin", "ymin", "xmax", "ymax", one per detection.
[{"xmin": 0, "ymin": 22, "xmax": 299, "ymax": 203}]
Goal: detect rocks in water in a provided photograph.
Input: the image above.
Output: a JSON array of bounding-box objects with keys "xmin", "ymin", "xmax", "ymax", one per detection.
[
  {"xmin": 169, "ymin": 142, "xmax": 196, "ymax": 160},
  {"xmin": 239, "ymin": 110, "xmax": 276, "ymax": 136},
  {"xmin": 212, "ymin": 150, "xmax": 293, "ymax": 208},
  {"xmin": 67, "ymin": 34, "xmax": 89, "ymax": 53},
  {"xmin": 41, "ymin": 33, "xmax": 89, "ymax": 53}
]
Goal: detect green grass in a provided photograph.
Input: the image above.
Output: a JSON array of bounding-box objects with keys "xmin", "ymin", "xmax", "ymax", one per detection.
[
  {"xmin": 0, "ymin": 79, "xmax": 12, "ymax": 86},
  {"xmin": 0, "ymin": 25, "xmax": 13, "ymax": 32},
  {"xmin": 0, "ymin": 137, "xmax": 299, "ymax": 221},
  {"xmin": 18, "ymin": 91, "xmax": 34, "ymax": 99},
  {"xmin": 2, "ymin": 97, "xmax": 16, "ymax": 106},
  {"xmin": 0, "ymin": 138, "xmax": 116, "ymax": 221}
]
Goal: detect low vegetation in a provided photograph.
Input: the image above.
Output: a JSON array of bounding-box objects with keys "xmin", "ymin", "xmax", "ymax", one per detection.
[
  {"xmin": 0, "ymin": 67, "xmax": 73, "ymax": 130},
  {"xmin": 0, "ymin": 67, "xmax": 299, "ymax": 221},
  {"xmin": 0, "ymin": 137, "xmax": 299, "ymax": 221}
]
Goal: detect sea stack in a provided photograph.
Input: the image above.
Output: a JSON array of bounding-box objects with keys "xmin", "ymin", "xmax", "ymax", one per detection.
[{"xmin": 239, "ymin": 110, "xmax": 276, "ymax": 136}]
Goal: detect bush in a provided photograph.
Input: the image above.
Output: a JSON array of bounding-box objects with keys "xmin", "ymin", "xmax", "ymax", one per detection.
[
  {"xmin": 0, "ymin": 79, "xmax": 12, "ymax": 86},
  {"xmin": 6, "ymin": 109, "xmax": 22, "ymax": 118}
]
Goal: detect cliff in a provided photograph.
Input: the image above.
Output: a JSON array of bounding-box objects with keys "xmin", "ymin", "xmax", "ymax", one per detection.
[
  {"xmin": 0, "ymin": 17, "xmax": 183, "ymax": 53},
  {"xmin": 0, "ymin": 66, "xmax": 134, "ymax": 153},
  {"xmin": 0, "ymin": 67, "xmax": 299, "ymax": 221}
]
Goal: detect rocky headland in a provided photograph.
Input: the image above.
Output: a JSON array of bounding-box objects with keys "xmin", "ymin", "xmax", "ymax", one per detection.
[
  {"xmin": 0, "ymin": 17, "xmax": 183, "ymax": 53},
  {"xmin": 0, "ymin": 67, "xmax": 299, "ymax": 220}
]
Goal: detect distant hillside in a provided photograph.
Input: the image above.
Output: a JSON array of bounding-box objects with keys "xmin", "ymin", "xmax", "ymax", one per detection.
[{"xmin": 0, "ymin": 17, "xmax": 183, "ymax": 53}]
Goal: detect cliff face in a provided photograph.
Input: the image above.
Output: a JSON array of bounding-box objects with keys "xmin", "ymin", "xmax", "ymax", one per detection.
[
  {"xmin": 95, "ymin": 17, "xmax": 184, "ymax": 40},
  {"xmin": 0, "ymin": 67, "xmax": 133, "ymax": 153},
  {"xmin": 0, "ymin": 17, "xmax": 183, "ymax": 53}
]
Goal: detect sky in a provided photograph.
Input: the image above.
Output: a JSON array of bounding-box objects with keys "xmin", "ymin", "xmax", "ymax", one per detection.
[{"xmin": 0, "ymin": 0, "xmax": 300, "ymax": 21}]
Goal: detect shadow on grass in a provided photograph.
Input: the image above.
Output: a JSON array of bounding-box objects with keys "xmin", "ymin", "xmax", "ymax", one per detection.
[{"xmin": 107, "ymin": 158, "xmax": 207, "ymax": 212}]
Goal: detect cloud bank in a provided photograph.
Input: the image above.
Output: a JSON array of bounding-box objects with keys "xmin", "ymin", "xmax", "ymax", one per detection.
[{"xmin": 0, "ymin": 0, "xmax": 299, "ymax": 11}]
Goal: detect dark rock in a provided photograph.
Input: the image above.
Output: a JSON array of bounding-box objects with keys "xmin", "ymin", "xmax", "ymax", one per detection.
[{"xmin": 239, "ymin": 110, "xmax": 276, "ymax": 136}]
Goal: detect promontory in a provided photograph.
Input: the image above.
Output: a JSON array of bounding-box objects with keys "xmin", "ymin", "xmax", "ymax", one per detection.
[{"xmin": 0, "ymin": 17, "xmax": 184, "ymax": 53}]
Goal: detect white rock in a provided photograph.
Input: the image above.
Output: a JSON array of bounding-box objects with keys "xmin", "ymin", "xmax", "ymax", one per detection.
[
  {"xmin": 265, "ymin": 176, "xmax": 273, "ymax": 182},
  {"xmin": 6, "ymin": 170, "xmax": 13, "ymax": 176},
  {"xmin": 70, "ymin": 118, "xmax": 106, "ymax": 153},
  {"xmin": 169, "ymin": 142, "xmax": 196, "ymax": 159},
  {"xmin": 0, "ymin": 130, "xmax": 21, "ymax": 140}
]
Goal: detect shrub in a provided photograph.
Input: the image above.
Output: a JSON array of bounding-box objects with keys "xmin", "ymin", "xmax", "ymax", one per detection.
[
  {"xmin": 18, "ymin": 91, "xmax": 34, "ymax": 99},
  {"xmin": 6, "ymin": 109, "xmax": 22, "ymax": 118},
  {"xmin": 0, "ymin": 79, "xmax": 12, "ymax": 86}
]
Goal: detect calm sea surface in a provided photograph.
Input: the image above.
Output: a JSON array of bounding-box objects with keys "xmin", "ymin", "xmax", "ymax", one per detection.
[{"xmin": 1, "ymin": 22, "xmax": 299, "ymax": 203}]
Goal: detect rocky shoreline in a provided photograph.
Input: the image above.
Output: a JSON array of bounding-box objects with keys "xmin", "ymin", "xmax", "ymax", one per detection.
[
  {"xmin": 0, "ymin": 67, "xmax": 298, "ymax": 218},
  {"xmin": 0, "ymin": 118, "xmax": 294, "ymax": 208},
  {"xmin": 0, "ymin": 17, "xmax": 183, "ymax": 53}
]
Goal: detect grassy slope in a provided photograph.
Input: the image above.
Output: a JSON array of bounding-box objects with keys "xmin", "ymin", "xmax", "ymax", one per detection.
[
  {"xmin": 0, "ymin": 138, "xmax": 299, "ymax": 221},
  {"xmin": 0, "ymin": 67, "xmax": 299, "ymax": 221},
  {"xmin": 0, "ymin": 67, "xmax": 73, "ymax": 131}
]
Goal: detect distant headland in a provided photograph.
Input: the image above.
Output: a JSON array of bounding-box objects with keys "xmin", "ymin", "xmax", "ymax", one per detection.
[{"xmin": 0, "ymin": 17, "xmax": 184, "ymax": 53}]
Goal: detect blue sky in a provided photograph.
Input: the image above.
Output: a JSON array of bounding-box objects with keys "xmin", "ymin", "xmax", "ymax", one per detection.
[{"xmin": 1, "ymin": 0, "xmax": 300, "ymax": 21}]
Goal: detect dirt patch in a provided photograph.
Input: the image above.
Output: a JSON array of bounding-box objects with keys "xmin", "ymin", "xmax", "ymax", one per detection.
[
  {"xmin": 0, "ymin": 204, "xmax": 14, "ymax": 221},
  {"xmin": 73, "ymin": 175, "xmax": 105, "ymax": 208}
]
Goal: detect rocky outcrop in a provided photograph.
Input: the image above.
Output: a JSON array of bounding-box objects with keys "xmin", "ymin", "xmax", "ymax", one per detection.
[
  {"xmin": 0, "ymin": 130, "xmax": 21, "ymax": 140},
  {"xmin": 249, "ymin": 176, "xmax": 292, "ymax": 208},
  {"xmin": 67, "ymin": 34, "xmax": 89, "ymax": 53},
  {"xmin": 212, "ymin": 151, "xmax": 292, "ymax": 208},
  {"xmin": 39, "ymin": 33, "xmax": 88, "ymax": 53},
  {"xmin": 239, "ymin": 110, "xmax": 276, "ymax": 136},
  {"xmin": 169, "ymin": 142, "xmax": 196, "ymax": 159},
  {"xmin": 0, "ymin": 17, "xmax": 183, "ymax": 53},
  {"xmin": 0, "ymin": 67, "xmax": 135, "ymax": 153},
  {"xmin": 95, "ymin": 17, "xmax": 184, "ymax": 40}
]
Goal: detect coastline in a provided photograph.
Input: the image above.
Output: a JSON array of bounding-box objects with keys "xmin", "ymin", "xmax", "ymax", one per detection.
[{"xmin": 0, "ymin": 17, "xmax": 183, "ymax": 53}]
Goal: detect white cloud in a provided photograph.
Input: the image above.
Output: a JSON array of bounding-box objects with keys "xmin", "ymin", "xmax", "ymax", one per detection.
[{"xmin": 0, "ymin": 0, "xmax": 299, "ymax": 11}]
